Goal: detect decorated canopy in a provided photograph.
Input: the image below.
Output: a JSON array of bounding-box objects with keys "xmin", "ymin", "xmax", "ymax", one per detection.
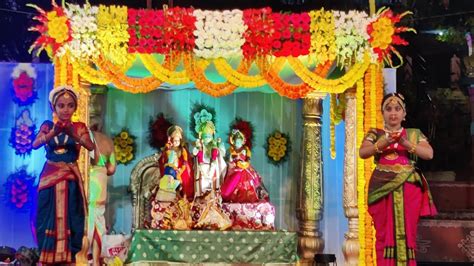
[
  {"xmin": 29, "ymin": 2, "xmax": 412, "ymax": 98},
  {"xmin": 28, "ymin": 2, "xmax": 415, "ymax": 265}
]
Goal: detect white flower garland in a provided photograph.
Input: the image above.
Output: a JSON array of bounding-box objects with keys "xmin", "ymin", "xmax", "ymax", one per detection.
[
  {"xmin": 58, "ymin": 3, "xmax": 99, "ymax": 61},
  {"xmin": 11, "ymin": 63, "xmax": 37, "ymax": 79},
  {"xmin": 333, "ymin": 10, "xmax": 372, "ymax": 67},
  {"xmin": 193, "ymin": 9, "xmax": 246, "ymax": 59}
]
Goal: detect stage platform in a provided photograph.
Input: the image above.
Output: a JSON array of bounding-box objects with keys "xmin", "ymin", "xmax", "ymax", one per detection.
[{"xmin": 125, "ymin": 229, "xmax": 298, "ymax": 265}]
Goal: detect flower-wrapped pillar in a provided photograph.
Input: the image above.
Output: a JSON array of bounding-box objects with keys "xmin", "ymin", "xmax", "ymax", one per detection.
[
  {"xmin": 342, "ymin": 88, "xmax": 360, "ymax": 265},
  {"xmin": 73, "ymin": 77, "xmax": 91, "ymax": 264},
  {"xmin": 77, "ymin": 78, "xmax": 91, "ymax": 180},
  {"xmin": 297, "ymin": 92, "xmax": 325, "ymax": 264}
]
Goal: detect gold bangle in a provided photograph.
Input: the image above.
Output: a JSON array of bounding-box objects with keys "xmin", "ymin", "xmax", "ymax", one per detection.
[
  {"xmin": 408, "ymin": 144, "xmax": 416, "ymax": 154},
  {"xmin": 374, "ymin": 142, "xmax": 382, "ymax": 153}
]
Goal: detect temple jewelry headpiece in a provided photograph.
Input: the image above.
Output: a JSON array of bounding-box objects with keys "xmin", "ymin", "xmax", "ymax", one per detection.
[
  {"xmin": 48, "ymin": 85, "xmax": 79, "ymax": 106},
  {"xmin": 199, "ymin": 121, "xmax": 215, "ymax": 135},
  {"xmin": 381, "ymin": 92, "xmax": 405, "ymax": 111},
  {"xmin": 229, "ymin": 129, "xmax": 246, "ymax": 145},
  {"xmin": 167, "ymin": 125, "xmax": 183, "ymax": 139}
]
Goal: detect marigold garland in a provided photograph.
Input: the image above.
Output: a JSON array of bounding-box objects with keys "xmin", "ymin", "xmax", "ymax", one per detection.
[
  {"xmin": 287, "ymin": 53, "xmax": 370, "ymax": 93},
  {"xmin": 139, "ymin": 53, "xmax": 189, "ymax": 85},
  {"xmin": 356, "ymin": 79, "xmax": 367, "ymax": 265},
  {"xmin": 363, "ymin": 66, "xmax": 373, "ymax": 133},
  {"xmin": 182, "ymin": 53, "xmax": 239, "ymax": 97},
  {"xmin": 265, "ymin": 130, "xmax": 291, "ymax": 165},
  {"xmin": 375, "ymin": 65, "xmax": 384, "ymax": 129},
  {"xmin": 29, "ymin": 3, "xmax": 415, "ymax": 98},
  {"xmin": 113, "ymin": 128, "xmax": 137, "ymax": 165},
  {"xmin": 71, "ymin": 60, "xmax": 109, "ymax": 85},
  {"xmin": 362, "ymin": 63, "xmax": 377, "ymax": 265},
  {"xmin": 213, "ymin": 58, "xmax": 266, "ymax": 88},
  {"xmin": 257, "ymin": 57, "xmax": 313, "ymax": 99},
  {"xmin": 54, "ymin": 56, "xmax": 61, "ymax": 86},
  {"xmin": 370, "ymin": 64, "xmax": 377, "ymax": 129},
  {"xmin": 257, "ymin": 58, "xmax": 333, "ymax": 99},
  {"xmin": 66, "ymin": 55, "xmax": 73, "ymax": 85},
  {"xmin": 96, "ymin": 55, "xmax": 162, "ymax": 93},
  {"xmin": 59, "ymin": 51, "xmax": 68, "ymax": 85}
]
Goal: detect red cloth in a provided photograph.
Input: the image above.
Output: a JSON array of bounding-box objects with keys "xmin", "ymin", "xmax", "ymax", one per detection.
[
  {"xmin": 369, "ymin": 183, "xmax": 421, "ymax": 266},
  {"xmin": 159, "ymin": 147, "xmax": 194, "ymax": 200}
]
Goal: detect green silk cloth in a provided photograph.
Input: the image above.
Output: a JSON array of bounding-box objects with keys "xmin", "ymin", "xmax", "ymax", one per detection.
[{"xmin": 125, "ymin": 229, "xmax": 298, "ymax": 265}]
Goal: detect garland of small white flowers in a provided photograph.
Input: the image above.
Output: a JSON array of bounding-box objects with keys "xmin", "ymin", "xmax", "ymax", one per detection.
[
  {"xmin": 59, "ymin": 3, "xmax": 99, "ymax": 62},
  {"xmin": 333, "ymin": 10, "xmax": 372, "ymax": 67},
  {"xmin": 193, "ymin": 9, "xmax": 246, "ymax": 59}
]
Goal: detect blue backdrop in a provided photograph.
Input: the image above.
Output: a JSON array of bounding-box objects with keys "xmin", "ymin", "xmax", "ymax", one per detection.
[{"xmin": 0, "ymin": 63, "xmax": 54, "ymax": 248}]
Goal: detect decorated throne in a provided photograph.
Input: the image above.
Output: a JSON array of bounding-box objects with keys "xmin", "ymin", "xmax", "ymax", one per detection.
[
  {"xmin": 129, "ymin": 153, "xmax": 160, "ymax": 230},
  {"xmin": 127, "ymin": 153, "xmax": 298, "ymax": 265},
  {"xmin": 129, "ymin": 151, "xmax": 276, "ymax": 231}
]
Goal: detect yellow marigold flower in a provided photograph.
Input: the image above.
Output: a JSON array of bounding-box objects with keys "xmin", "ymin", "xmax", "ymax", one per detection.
[
  {"xmin": 120, "ymin": 131, "xmax": 129, "ymax": 139},
  {"xmin": 269, "ymin": 137, "xmax": 276, "ymax": 145},
  {"xmin": 46, "ymin": 11, "xmax": 57, "ymax": 20},
  {"xmin": 277, "ymin": 150, "xmax": 285, "ymax": 157},
  {"xmin": 127, "ymin": 138, "xmax": 133, "ymax": 144},
  {"xmin": 274, "ymin": 132, "xmax": 282, "ymax": 138},
  {"xmin": 119, "ymin": 139, "xmax": 128, "ymax": 148},
  {"xmin": 48, "ymin": 15, "xmax": 69, "ymax": 44}
]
